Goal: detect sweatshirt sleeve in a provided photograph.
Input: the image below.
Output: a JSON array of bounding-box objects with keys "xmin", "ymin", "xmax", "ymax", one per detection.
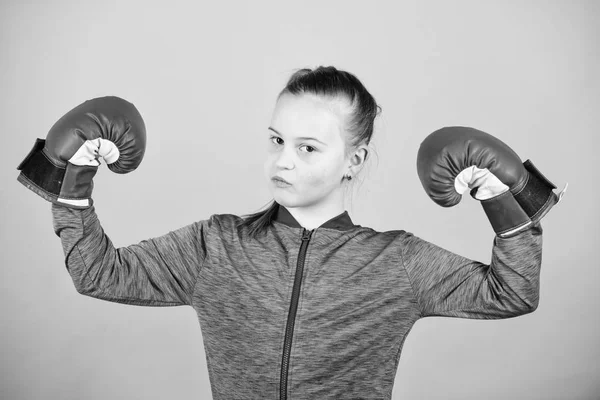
[
  {"xmin": 400, "ymin": 223, "xmax": 543, "ymax": 319},
  {"xmin": 52, "ymin": 203, "xmax": 213, "ymax": 307}
]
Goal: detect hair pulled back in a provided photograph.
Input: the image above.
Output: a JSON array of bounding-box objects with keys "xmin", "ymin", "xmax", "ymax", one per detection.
[{"xmin": 237, "ymin": 66, "xmax": 381, "ymax": 237}]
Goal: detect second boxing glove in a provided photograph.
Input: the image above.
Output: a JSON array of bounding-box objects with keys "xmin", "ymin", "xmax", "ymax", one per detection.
[
  {"xmin": 416, "ymin": 126, "xmax": 566, "ymax": 237},
  {"xmin": 17, "ymin": 96, "xmax": 146, "ymax": 208}
]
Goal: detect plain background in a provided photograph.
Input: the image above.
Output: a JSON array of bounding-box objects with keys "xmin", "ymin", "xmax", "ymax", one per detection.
[{"xmin": 1, "ymin": 1, "xmax": 598, "ymax": 399}]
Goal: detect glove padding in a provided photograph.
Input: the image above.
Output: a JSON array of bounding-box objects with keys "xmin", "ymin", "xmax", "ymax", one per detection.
[
  {"xmin": 17, "ymin": 96, "xmax": 146, "ymax": 208},
  {"xmin": 417, "ymin": 126, "xmax": 566, "ymax": 237}
]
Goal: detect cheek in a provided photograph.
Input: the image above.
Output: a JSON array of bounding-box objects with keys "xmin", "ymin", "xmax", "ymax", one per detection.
[
  {"xmin": 303, "ymin": 164, "xmax": 334, "ymax": 187},
  {"xmin": 264, "ymin": 153, "xmax": 276, "ymax": 173}
]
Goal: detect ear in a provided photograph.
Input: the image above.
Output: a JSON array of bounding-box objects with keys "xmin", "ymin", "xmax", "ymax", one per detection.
[{"xmin": 349, "ymin": 146, "xmax": 369, "ymax": 173}]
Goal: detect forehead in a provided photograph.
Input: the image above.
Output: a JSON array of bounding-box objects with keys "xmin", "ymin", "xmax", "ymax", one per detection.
[{"xmin": 270, "ymin": 93, "xmax": 347, "ymax": 143}]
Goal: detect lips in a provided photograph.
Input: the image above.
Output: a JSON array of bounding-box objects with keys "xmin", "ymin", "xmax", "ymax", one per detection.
[{"xmin": 272, "ymin": 176, "xmax": 291, "ymax": 185}]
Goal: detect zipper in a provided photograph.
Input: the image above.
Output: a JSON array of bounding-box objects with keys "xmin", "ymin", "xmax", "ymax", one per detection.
[{"xmin": 280, "ymin": 228, "xmax": 313, "ymax": 400}]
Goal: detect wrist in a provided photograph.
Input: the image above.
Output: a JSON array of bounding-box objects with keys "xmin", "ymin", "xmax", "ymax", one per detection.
[
  {"xmin": 479, "ymin": 160, "xmax": 565, "ymax": 237},
  {"xmin": 514, "ymin": 160, "xmax": 562, "ymax": 223},
  {"xmin": 479, "ymin": 190, "xmax": 531, "ymax": 237},
  {"xmin": 17, "ymin": 138, "xmax": 94, "ymax": 208}
]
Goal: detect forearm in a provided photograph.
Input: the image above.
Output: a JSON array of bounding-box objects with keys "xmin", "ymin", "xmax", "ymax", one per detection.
[{"xmin": 486, "ymin": 223, "xmax": 543, "ymax": 313}]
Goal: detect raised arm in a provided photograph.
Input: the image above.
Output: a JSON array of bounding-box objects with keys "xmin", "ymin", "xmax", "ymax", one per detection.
[
  {"xmin": 52, "ymin": 204, "xmax": 213, "ymax": 307},
  {"xmin": 400, "ymin": 223, "xmax": 542, "ymax": 319},
  {"xmin": 407, "ymin": 126, "xmax": 565, "ymax": 318},
  {"xmin": 17, "ymin": 96, "xmax": 215, "ymax": 307}
]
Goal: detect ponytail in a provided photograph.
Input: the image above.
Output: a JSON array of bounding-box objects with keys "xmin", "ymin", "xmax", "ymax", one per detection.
[{"xmin": 236, "ymin": 200, "xmax": 280, "ymax": 238}]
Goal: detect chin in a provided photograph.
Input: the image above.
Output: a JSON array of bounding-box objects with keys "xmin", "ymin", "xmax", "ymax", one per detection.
[
  {"xmin": 276, "ymin": 193, "xmax": 326, "ymax": 210},
  {"xmin": 272, "ymin": 194, "xmax": 294, "ymax": 207},
  {"xmin": 272, "ymin": 192, "xmax": 306, "ymax": 209}
]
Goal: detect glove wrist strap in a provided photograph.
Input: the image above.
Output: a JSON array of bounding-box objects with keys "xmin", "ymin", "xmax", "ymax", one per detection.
[
  {"xmin": 481, "ymin": 160, "xmax": 563, "ymax": 237},
  {"xmin": 480, "ymin": 190, "xmax": 532, "ymax": 237},
  {"xmin": 17, "ymin": 139, "xmax": 92, "ymax": 209},
  {"xmin": 514, "ymin": 160, "xmax": 559, "ymax": 224}
]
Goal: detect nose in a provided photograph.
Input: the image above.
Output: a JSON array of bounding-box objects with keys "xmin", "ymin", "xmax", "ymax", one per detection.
[{"xmin": 274, "ymin": 146, "xmax": 294, "ymax": 170}]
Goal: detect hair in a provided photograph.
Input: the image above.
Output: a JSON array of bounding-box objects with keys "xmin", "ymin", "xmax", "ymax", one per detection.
[{"xmin": 236, "ymin": 66, "xmax": 381, "ymax": 238}]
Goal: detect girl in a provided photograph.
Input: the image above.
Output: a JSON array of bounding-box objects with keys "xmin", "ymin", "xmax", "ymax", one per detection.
[{"xmin": 18, "ymin": 66, "xmax": 558, "ymax": 399}]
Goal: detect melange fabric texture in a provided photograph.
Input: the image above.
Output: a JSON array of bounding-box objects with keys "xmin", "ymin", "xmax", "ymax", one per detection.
[{"xmin": 51, "ymin": 202, "xmax": 543, "ymax": 400}]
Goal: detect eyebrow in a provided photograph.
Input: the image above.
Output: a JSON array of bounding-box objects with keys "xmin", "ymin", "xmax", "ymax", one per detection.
[{"xmin": 268, "ymin": 127, "xmax": 327, "ymax": 146}]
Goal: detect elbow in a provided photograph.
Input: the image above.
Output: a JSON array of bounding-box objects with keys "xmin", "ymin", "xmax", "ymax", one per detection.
[
  {"xmin": 527, "ymin": 283, "xmax": 541, "ymax": 313},
  {"xmin": 520, "ymin": 294, "xmax": 540, "ymax": 315},
  {"xmin": 505, "ymin": 288, "xmax": 539, "ymax": 317},
  {"xmin": 529, "ymin": 296, "xmax": 540, "ymax": 313},
  {"xmin": 73, "ymin": 283, "xmax": 92, "ymax": 297},
  {"xmin": 71, "ymin": 275, "xmax": 98, "ymax": 298},
  {"xmin": 516, "ymin": 279, "xmax": 541, "ymax": 316}
]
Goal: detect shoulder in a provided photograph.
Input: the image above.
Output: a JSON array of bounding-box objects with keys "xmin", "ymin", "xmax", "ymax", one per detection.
[
  {"xmin": 359, "ymin": 226, "xmax": 439, "ymax": 259},
  {"xmin": 207, "ymin": 212, "xmax": 244, "ymax": 224},
  {"xmin": 356, "ymin": 224, "xmax": 413, "ymax": 238},
  {"xmin": 201, "ymin": 212, "xmax": 245, "ymax": 232},
  {"xmin": 347, "ymin": 225, "xmax": 419, "ymax": 248}
]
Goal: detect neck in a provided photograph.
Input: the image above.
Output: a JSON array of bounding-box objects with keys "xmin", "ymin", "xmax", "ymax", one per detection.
[{"xmin": 283, "ymin": 197, "xmax": 346, "ymax": 230}]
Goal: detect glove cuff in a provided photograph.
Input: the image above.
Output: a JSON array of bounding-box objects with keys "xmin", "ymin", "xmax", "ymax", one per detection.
[
  {"xmin": 479, "ymin": 159, "xmax": 564, "ymax": 237},
  {"xmin": 17, "ymin": 139, "xmax": 93, "ymax": 209},
  {"xmin": 514, "ymin": 160, "xmax": 559, "ymax": 224},
  {"xmin": 479, "ymin": 190, "xmax": 532, "ymax": 237}
]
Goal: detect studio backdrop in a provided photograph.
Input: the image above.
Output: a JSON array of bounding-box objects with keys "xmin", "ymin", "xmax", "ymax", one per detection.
[{"xmin": 1, "ymin": 1, "xmax": 597, "ymax": 399}]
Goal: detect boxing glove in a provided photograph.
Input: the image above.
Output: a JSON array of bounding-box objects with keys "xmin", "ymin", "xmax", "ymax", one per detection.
[
  {"xmin": 17, "ymin": 96, "xmax": 146, "ymax": 208},
  {"xmin": 416, "ymin": 126, "xmax": 566, "ymax": 237}
]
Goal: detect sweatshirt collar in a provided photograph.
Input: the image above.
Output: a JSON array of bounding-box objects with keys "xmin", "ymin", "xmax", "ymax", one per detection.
[{"xmin": 275, "ymin": 203, "xmax": 356, "ymax": 231}]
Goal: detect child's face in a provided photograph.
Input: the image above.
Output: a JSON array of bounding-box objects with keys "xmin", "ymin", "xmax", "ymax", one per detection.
[{"xmin": 264, "ymin": 92, "xmax": 351, "ymax": 210}]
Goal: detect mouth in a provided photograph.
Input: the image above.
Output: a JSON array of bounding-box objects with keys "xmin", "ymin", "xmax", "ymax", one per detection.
[{"xmin": 272, "ymin": 176, "xmax": 291, "ymax": 185}]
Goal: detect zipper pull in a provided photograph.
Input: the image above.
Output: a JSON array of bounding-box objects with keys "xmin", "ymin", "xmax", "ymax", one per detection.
[{"xmin": 302, "ymin": 229, "xmax": 312, "ymax": 241}]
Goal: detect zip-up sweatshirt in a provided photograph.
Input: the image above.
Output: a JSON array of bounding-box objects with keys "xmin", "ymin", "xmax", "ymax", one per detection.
[{"xmin": 51, "ymin": 202, "xmax": 542, "ymax": 400}]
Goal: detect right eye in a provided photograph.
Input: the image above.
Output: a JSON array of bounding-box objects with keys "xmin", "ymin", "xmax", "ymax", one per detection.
[{"xmin": 270, "ymin": 135, "xmax": 283, "ymax": 145}]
